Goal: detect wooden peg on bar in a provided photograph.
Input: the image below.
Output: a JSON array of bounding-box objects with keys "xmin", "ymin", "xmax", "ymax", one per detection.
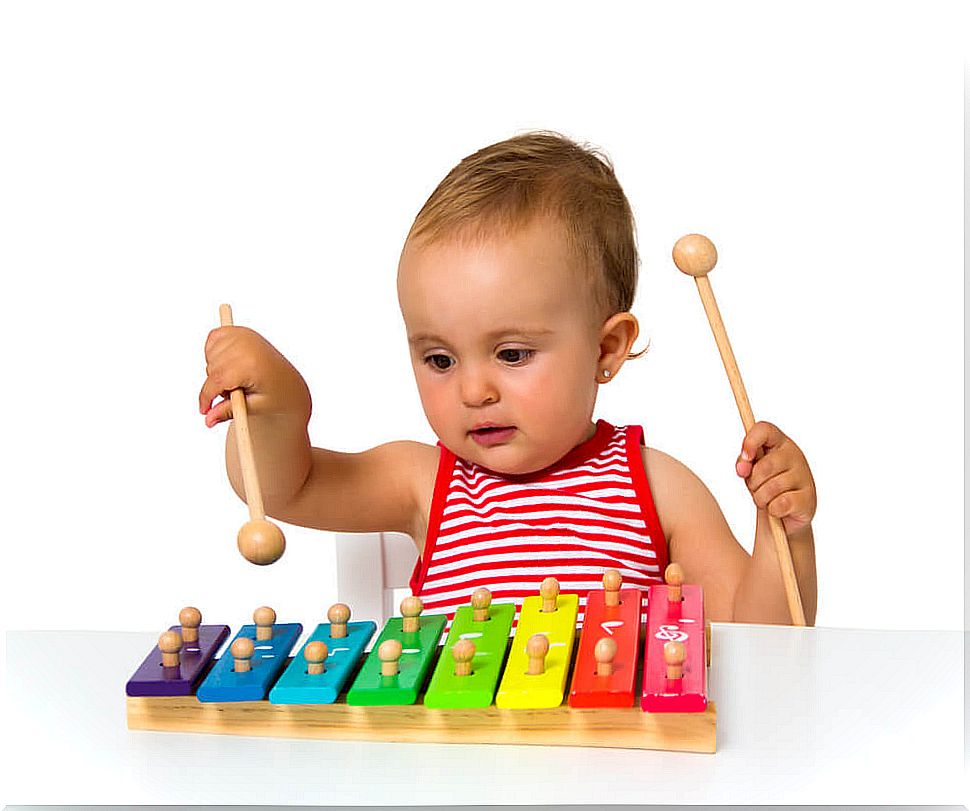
[
  {"xmin": 452, "ymin": 639, "xmax": 476, "ymax": 677},
  {"xmin": 539, "ymin": 577, "xmax": 559, "ymax": 613},
  {"xmin": 526, "ymin": 633, "xmax": 550, "ymax": 675},
  {"xmin": 379, "ymin": 639, "xmax": 402, "ymax": 677},
  {"xmin": 664, "ymin": 640, "xmax": 685, "ymax": 681},
  {"xmin": 594, "ymin": 637, "xmax": 618, "ymax": 677},
  {"xmin": 400, "ymin": 596, "xmax": 423, "ymax": 634},
  {"xmin": 304, "ymin": 641, "xmax": 328, "ymax": 675},
  {"xmin": 253, "ymin": 606, "xmax": 276, "ymax": 641},
  {"xmin": 158, "ymin": 631, "xmax": 182, "ymax": 668},
  {"xmin": 471, "ymin": 588, "xmax": 492, "ymax": 622},
  {"xmin": 327, "ymin": 603, "xmax": 350, "ymax": 638},
  {"xmin": 179, "ymin": 607, "xmax": 201, "ymax": 644},
  {"xmin": 231, "ymin": 637, "xmax": 255, "ymax": 673},
  {"xmin": 602, "ymin": 569, "xmax": 622, "ymax": 607},
  {"xmin": 665, "ymin": 563, "xmax": 684, "ymax": 603}
]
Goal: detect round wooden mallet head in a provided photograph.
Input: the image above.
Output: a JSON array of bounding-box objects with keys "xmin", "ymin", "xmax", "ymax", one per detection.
[
  {"xmin": 471, "ymin": 588, "xmax": 492, "ymax": 622},
  {"xmin": 526, "ymin": 633, "xmax": 550, "ymax": 675},
  {"xmin": 594, "ymin": 636, "xmax": 618, "ymax": 677},
  {"xmin": 179, "ymin": 606, "xmax": 202, "ymax": 643},
  {"xmin": 400, "ymin": 596, "xmax": 423, "ymax": 633},
  {"xmin": 672, "ymin": 234, "xmax": 718, "ymax": 278},
  {"xmin": 231, "ymin": 636, "xmax": 255, "ymax": 672},
  {"xmin": 304, "ymin": 641, "xmax": 328, "ymax": 675},
  {"xmin": 452, "ymin": 638, "xmax": 476, "ymax": 677},
  {"xmin": 158, "ymin": 630, "xmax": 182, "ymax": 667},
  {"xmin": 379, "ymin": 639, "xmax": 403, "ymax": 676},
  {"xmin": 327, "ymin": 603, "xmax": 351, "ymax": 638},
  {"xmin": 237, "ymin": 519, "xmax": 286, "ymax": 567}
]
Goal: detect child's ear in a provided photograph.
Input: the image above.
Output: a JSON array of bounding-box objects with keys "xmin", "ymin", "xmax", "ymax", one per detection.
[{"xmin": 597, "ymin": 312, "xmax": 639, "ymax": 380}]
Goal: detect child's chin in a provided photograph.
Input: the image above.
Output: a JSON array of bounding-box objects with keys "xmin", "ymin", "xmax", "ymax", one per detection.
[{"xmin": 469, "ymin": 448, "xmax": 546, "ymax": 477}]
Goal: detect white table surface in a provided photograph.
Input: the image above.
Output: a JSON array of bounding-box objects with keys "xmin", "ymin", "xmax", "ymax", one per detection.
[{"xmin": 4, "ymin": 625, "xmax": 967, "ymax": 805}]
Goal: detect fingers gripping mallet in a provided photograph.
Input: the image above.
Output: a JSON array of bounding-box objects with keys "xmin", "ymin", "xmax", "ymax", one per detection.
[
  {"xmin": 219, "ymin": 303, "xmax": 286, "ymax": 566},
  {"xmin": 672, "ymin": 235, "xmax": 806, "ymax": 626}
]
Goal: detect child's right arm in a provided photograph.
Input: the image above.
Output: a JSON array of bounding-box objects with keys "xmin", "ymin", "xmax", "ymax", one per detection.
[{"xmin": 199, "ymin": 326, "xmax": 437, "ymax": 544}]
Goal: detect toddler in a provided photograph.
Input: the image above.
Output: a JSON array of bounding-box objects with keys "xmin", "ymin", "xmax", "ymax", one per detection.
[{"xmin": 199, "ymin": 132, "xmax": 817, "ymax": 625}]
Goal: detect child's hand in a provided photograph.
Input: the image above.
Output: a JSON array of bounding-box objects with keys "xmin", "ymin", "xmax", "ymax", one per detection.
[
  {"xmin": 735, "ymin": 421, "xmax": 816, "ymax": 534},
  {"xmin": 199, "ymin": 326, "xmax": 311, "ymax": 428}
]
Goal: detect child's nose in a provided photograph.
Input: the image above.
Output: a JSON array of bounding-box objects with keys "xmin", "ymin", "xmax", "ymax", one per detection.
[{"xmin": 459, "ymin": 367, "xmax": 499, "ymax": 406}]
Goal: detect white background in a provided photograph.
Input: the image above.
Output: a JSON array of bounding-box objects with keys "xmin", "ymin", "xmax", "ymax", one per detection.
[{"xmin": 1, "ymin": 1, "xmax": 965, "ymax": 638}]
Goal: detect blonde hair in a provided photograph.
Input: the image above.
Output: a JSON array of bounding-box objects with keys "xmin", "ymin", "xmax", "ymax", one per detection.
[{"xmin": 404, "ymin": 131, "xmax": 640, "ymax": 320}]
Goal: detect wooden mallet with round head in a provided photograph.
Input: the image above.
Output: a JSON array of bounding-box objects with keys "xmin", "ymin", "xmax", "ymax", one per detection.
[
  {"xmin": 672, "ymin": 234, "xmax": 806, "ymax": 626},
  {"xmin": 218, "ymin": 303, "xmax": 286, "ymax": 566}
]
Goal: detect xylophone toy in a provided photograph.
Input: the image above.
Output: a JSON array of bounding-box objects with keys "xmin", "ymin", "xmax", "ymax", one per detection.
[{"xmin": 126, "ymin": 568, "xmax": 716, "ymax": 753}]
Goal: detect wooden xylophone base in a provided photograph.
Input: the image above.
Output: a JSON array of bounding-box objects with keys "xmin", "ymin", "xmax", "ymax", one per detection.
[{"xmin": 126, "ymin": 695, "xmax": 716, "ymax": 753}]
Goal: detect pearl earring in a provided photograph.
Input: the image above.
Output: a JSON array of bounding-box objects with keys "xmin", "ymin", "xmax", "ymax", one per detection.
[{"xmin": 602, "ymin": 369, "xmax": 611, "ymax": 379}]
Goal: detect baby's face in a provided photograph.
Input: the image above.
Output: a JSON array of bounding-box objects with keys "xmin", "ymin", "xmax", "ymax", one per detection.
[{"xmin": 398, "ymin": 216, "xmax": 603, "ymax": 474}]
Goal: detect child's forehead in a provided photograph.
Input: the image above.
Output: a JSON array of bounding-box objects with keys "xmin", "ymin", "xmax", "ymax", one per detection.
[
  {"xmin": 399, "ymin": 217, "xmax": 584, "ymax": 290},
  {"xmin": 399, "ymin": 224, "xmax": 589, "ymax": 321}
]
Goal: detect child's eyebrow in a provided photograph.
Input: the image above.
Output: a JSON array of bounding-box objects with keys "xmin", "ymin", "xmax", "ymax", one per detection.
[{"xmin": 408, "ymin": 328, "xmax": 554, "ymax": 346}]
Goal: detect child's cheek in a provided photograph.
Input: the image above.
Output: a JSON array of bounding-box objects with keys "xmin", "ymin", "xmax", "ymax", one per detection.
[
  {"xmin": 416, "ymin": 378, "xmax": 455, "ymax": 435},
  {"xmin": 514, "ymin": 363, "xmax": 572, "ymax": 420}
]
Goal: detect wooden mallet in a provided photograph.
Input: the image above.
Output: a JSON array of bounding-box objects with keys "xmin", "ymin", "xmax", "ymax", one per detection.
[
  {"xmin": 672, "ymin": 234, "xmax": 806, "ymax": 626},
  {"xmin": 219, "ymin": 303, "xmax": 286, "ymax": 566}
]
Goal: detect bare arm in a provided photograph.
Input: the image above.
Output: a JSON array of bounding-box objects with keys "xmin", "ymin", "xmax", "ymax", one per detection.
[
  {"xmin": 223, "ymin": 413, "xmax": 312, "ymax": 519},
  {"xmin": 644, "ymin": 446, "xmax": 817, "ymax": 625},
  {"xmin": 201, "ymin": 324, "xmax": 438, "ymax": 548},
  {"xmin": 733, "ymin": 513, "xmax": 817, "ymax": 625},
  {"xmin": 226, "ymin": 424, "xmax": 439, "ymax": 545},
  {"xmin": 643, "ymin": 447, "xmax": 747, "ymax": 622},
  {"xmin": 732, "ymin": 422, "xmax": 817, "ymax": 624}
]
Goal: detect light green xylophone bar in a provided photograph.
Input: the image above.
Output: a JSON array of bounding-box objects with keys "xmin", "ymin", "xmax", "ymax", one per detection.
[{"xmin": 423, "ymin": 602, "xmax": 515, "ymax": 708}]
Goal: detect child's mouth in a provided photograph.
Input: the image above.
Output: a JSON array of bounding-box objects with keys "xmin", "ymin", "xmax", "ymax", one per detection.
[{"xmin": 469, "ymin": 425, "xmax": 517, "ymax": 447}]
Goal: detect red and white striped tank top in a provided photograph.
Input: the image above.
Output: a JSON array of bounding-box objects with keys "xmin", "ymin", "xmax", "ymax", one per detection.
[{"xmin": 409, "ymin": 420, "xmax": 668, "ymax": 624}]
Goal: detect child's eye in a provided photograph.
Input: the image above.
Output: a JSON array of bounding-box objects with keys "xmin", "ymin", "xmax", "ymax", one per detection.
[
  {"xmin": 497, "ymin": 348, "xmax": 534, "ymax": 365},
  {"xmin": 424, "ymin": 354, "xmax": 454, "ymax": 371}
]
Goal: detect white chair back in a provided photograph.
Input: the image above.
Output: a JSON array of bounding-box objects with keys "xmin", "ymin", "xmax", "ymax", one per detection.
[{"xmin": 334, "ymin": 532, "xmax": 418, "ymax": 627}]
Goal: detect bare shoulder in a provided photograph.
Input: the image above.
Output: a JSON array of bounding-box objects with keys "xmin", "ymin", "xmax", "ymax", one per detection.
[
  {"xmin": 354, "ymin": 439, "xmax": 440, "ymax": 539},
  {"xmin": 379, "ymin": 439, "xmax": 440, "ymax": 531},
  {"xmin": 641, "ymin": 446, "xmax": 725, "ymax": 538},
  {"xmin": 387, "ymin": 440, "xmax": 441, "ymax": 553},
  {"xmin": 639, "ymin": 445, "xmax": 748, "ymax": 621},
  {"xmin": 639, "ymin": 446, "xmax": 708, "ymax": 535},
  {"xmin": 641, "ymin": 445, "xmax": 692, "ymax": 483},
  {"xmin": 376, "ymin": 439, "xmax": 440, "ymax": 479}
]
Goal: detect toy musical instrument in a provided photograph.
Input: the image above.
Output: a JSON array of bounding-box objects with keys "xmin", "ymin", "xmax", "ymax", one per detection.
[{"xmin": 126, "ymin": 570, "xmax": 716, "ymax": 753}]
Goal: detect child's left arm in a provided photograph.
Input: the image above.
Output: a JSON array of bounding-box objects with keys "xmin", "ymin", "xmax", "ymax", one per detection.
[
  {"xmin": 644, "ymin": 421, "xmax": 817, "ymax": 625},
  {"xmin": 732, "ymin": 421, "xmax": 817, "ymax": 624}
]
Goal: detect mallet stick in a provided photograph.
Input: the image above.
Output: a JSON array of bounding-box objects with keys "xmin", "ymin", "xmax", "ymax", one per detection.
[
  {"xmin": 672, "ymin": 235, "xmax": 806, "ymax": 626},
  {"xmin": 219, "ymin": 303, "xmax": 286, "ymax": 565}
]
